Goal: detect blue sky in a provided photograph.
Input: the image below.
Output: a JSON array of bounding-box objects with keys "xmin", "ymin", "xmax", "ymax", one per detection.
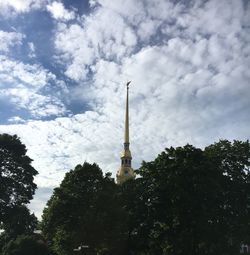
[{"xmin": 0, "ymin": 0, "xmax": 249, "ymax": 218}]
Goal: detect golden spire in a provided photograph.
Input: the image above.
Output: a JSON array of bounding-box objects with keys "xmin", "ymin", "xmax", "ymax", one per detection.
[
  {"xmin": 116, "ymin": 81, "xmax": 135, "ymax": 185},
  {"xmin": 124, "ymin": 81, "xmax": 131, "ymax": 144}
]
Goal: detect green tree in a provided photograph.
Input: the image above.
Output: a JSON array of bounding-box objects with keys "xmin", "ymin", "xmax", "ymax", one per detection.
[
  {"xmin": 40, "ymin": 140, "xmax": 250, "ymax": 255},
  {"xmin": 204, "ymin": 140, "xmax": 250, "ymax": 253},
  {"xmin": 41, "ymin": 162, "xmax": 127, "ymax": 255},
  {"xmin": 129, "ymin": 140, "xmax": 250, "ymax": 255},
  {"xmin": 117, "ymin": 178, "xmax": 150, "ymax": 253},
  {"xmin": 1, "ymin": 234, "xmax": 50, "ymax": 255},
  {"xmin": 0, "ymin": 134, "xmax": 38, "ymax": 240},
  {"xmin": 1, "ymin": 205, "xmax": 37, "ymax": 238}
]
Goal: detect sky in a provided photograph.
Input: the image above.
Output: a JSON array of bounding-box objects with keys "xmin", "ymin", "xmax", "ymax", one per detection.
[{"xmin": 0, "ymin": 0, "xmax": 249, "ymax": 219}]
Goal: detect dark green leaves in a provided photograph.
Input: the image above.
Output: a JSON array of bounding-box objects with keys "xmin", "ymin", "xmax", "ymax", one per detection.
[
  {"xmin": 0, "ymin": 134, "xmax": 38, "ymax": 239},
  {"xmin": 41, "ymin": 140, "xmax": 250, "ymax": 255},
  {"xmin": 41, "ymin": 162, "xmax": 126, "ymax": 255}
]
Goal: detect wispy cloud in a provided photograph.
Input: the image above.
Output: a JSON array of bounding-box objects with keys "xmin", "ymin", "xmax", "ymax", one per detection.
[
  {"xmin": 7, "ymin": 116, "xmax": 26, "ymax": 124},
  {"xmin": 0, "ymin": 55, "xmax": 68, "ymax": 118},
  {"xmin": 0, "ymin": 30, "xmax": 24, "ymax": 53},
  {"xmin": 28, "ymin": 42, "xmax": 36, "ymax": 58}
]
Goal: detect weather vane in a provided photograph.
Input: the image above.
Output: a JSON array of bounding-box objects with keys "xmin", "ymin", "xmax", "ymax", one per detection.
[{"xmin": 126, "ymin": 81, "xmax": 131, "ymax": 89}]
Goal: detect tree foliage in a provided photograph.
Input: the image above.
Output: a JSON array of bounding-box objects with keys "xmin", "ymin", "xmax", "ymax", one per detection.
[
  {"xmin": 1, "ymin": 205, "xmax": 37, "ymax": 239},
  {"xmin": 1, "ymin": 234, "xmax": 50, "ymax": 255},
  {"xmin": 41, "ymin": 140, "xmax": 250, "ymax": 255},
  {"xmin": 127, "ymin": 140, "xmax": 250, "ymax": 255},
  {"xmin": 0, "ymin": 134, "xmax": 37, "ymax": 209},
  {"xmin": 0, "ymin": 133, "xmax": 38, "ymax": 253},
  {"xmin": 41, "ymin": 162, "xmax": 127, "ymax": 255}
]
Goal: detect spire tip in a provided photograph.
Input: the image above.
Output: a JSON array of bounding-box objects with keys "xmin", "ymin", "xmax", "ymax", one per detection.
[{"xmin": 126, "ymin": 81, "xmax": 131, "ymax": 89}]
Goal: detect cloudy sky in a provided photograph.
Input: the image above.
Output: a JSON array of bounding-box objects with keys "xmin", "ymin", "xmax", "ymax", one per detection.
[{"xmin": 0, "ymin": 0, "xmax": 249, "ymax": 218}]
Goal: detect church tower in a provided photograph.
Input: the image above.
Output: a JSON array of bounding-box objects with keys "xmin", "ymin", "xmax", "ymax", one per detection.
[{"xmin": 116, "ymin": 81, "xmax": 135, "ymax": 185}]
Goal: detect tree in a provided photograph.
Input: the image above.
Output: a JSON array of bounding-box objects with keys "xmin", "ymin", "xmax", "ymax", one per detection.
[
  {"xmin": 0, "ymin": 134, "xmax": 37, "ymax": 208},
  {"xmin": 129, "ymin": 140, "xmax": 250, "ymax": 255},
  {"xmin": 41, "ymin": 162, "xmax": 127, "ymax": 255},
  {"xmin": 1, "ymin": 205, "xmax": 37, "ymax": 238},
  {"xmin": 40, "ymin": 140, "xmax": 250, "ymax": 255},
  {"xmin": 127, "ymin": 145, "xmax": 218, "ymax": 254},
  {"xmin": 1, "ymin": 234, "xmax": 50, "ymax": 255},
  {"xmin": 204, "ymin": 140, "xmax": 250, "ymax": 253},
  {"xmin": 0, "ymin": 134, "xmax": 38, "ymax": 243},
  {"xmin": 117, "ymin": 177, "xmax": 151, "ymax": 254}
]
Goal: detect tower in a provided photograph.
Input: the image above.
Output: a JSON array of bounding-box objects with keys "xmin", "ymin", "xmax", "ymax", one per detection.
[{"xmin": 116, "ymin": 81, "xmax": 135, "ymax": 185}]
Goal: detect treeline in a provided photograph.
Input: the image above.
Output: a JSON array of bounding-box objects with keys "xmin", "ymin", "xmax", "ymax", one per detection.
[{"xmin": 0, "ymin": 134, "xmax": 250, "ymax": 254}]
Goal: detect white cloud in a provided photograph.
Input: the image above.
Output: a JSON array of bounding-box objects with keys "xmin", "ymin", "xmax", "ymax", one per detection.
[
  {"xmin": 0, "ymin": 111, "xmax": 122, "ymax": 189},
  {"xmin": 91, "ymin": 0, "xmax": 183, "ymax": 42},
  {"xmin": 0, "ymin": 55, "xmax": 68, "ymax": 117},
  {"xmin": 0, "ymin": 0, "xmax": 249, "ymax": 220},
  {"xmin": 8, "ymin": 116, "xmax": 25, "ymax": 123},
  {"xmin": 28, "ymin": 42, "xmax": 36, "ymax": 58},
  {"xmin": 0, "ymin": 56, "xmax": 53, "ymax": 88},
  {"xmin": 2, "ymin": 87, "xmax": 67, "ymax": 117},
  {"xmin": 48, "ymin": 0, "xmax": 250, "ymax": 177},
  {"xmin": 53, "ymin": 7, "xmax": 137, "ymax": 81},
  {"xmin": 0, "ymin": 0, "xmax": 47, "ymax": 17},
  {"xmin": 0, "ymin": 30, "xmax": 24, "ymax": 52},
  {"xmin": 47, "ymin": 1, "xmax": 76, "ymax": 21}
]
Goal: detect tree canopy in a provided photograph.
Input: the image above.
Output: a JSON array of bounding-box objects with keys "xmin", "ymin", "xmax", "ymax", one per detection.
[
  {"xmin": 41, "ymin": 140, "xmax": 250, "ymax": 255},
  {"xmin": 0, "ymin": 133, "xmax": 38, "ymax": 252},
  {"xmin": 125, "ymin": 140, "xmax": 250, "ymax": 255},
  {"xmin": 41, "ymin": 162, "xmax": 128, "ymax": 255},
  {"xmin": 0, "ymin": 134, "xmax": 37, "ymax": 208},
  {"xmin": 1, "ymin": 234, "xmax": 50, "ymax": 255}
]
